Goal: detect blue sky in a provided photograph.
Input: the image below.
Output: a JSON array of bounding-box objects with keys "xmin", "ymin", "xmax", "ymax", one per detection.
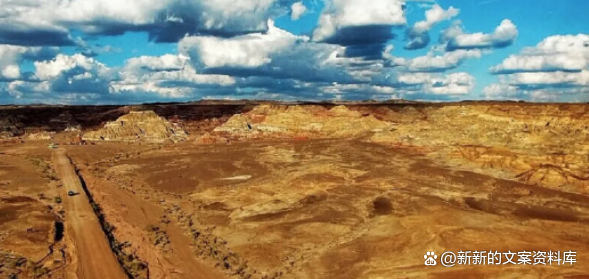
[{"xmin": 0, "ymin": 0, "xmax": 588, "ymax": 104}]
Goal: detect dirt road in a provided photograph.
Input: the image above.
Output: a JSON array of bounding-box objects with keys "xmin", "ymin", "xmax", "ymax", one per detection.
[{"xmin": 53, "ymin": 148, "xmax": 128, "ymax": 279}]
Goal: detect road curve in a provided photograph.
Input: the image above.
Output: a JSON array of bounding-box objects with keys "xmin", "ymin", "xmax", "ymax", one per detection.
[{"xmin": 53, "ymin": 148, "xmax": 128, "ymax": 279}]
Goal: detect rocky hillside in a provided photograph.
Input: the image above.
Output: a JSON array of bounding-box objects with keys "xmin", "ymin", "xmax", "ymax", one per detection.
[
  {"xmin": 369, "ymin": 104, "xmax": 589, "ymax": 194},
  {"xmin": 0, "ymin": 115, "xmax": 25, "ymax": 138},
  {"xmin": 214, "ymin": 104, "xmax": 392, "ymax": 139},
  {"xmin": 50, "ymin": 111, "xmax": 81, "ymax": 132},
  {"xmin": 83, "ymin": 110, "xmax": 188, "ymax": 143}
]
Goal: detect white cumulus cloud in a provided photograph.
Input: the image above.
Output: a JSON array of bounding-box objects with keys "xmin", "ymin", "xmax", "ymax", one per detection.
[
  {"xmin": 0, "ymin": 0, "xmax": 297, "ymax": 45},
  {"xmin": 179, "ymin": 20, "xmax": 351, "ymax": 83},
  {"xmin": 0, "ymin": 45, "xmax": 57, "ymax": 80},
  {"xmin": 395, "ymin": 72, "xmax": 476, "ymax": 96},
  {"xmin": 179, "ymin": 20, "xmax": 302, "ymax": 69},
  {"xmin": 446, "ymin": 19, "xmax": 518, "ymax": 50},
  {"xmin": 407, "ymin": 49, "xmax": 481, "ymax": 72},
  {"xmin": 413, "ymin": 4, "xmax": 459, "ymax": 33},
  {"xmin": 291, "ymin": 2, "xmax": 307, "ymax": 20},
  {"xmin": 486, "ymin": 34, "xmax": 589, "ymax": 101},
  {"xmin": 313, "ymin": 0, "xmax": 406, "ymax": 42},
  {"xmin": 112, "ymin": 54, "xmax": 236, "ymax": 98},
  {"xmin": 405, "ymin": 4, "xmax": 459, "ymax": 50},
  {"xmin": 491, "ymin": 34, "xmax": 589, "ymax": 74}
]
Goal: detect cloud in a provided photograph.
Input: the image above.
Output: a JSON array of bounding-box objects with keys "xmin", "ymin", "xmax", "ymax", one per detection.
[
  {"xmin": 0, "ymin": 0, "xmax": 76, "ymax": 46},
  {"xmin": 179, "ymin": 20, "xmax": 300, "ymax": 69},
  {"xmin": 1, "ymin": 49, "xmax": 479, "ymax": 104},
  {"xmin": 1, "ymin": 0, "xmax": 500, "ymax": 104},
  {"xmin": 34, "ymin": 54, "xmax": 119, "ymax": 95},
  {"xmin": 412, "ymin": 4, "xmax": 459, "ymax": 34},
  {"xmin": 291, "ymin": 2, "xmax": 307, "ymax": 20},
  {"xmin": 312, "ymin": 0, "xmax": 406, "ymax": 59},
  {"xmin": 0, "ymin": 0, "xmax": 297, "ymax": 46},
  {"xmin": 0, "ymin": 29, "xmax": 75, "ymax": 47},
  {"xmin": 146, "ymin": 0, "xmax": 297, "ymax": 42},
  {"xmin": 5, "ymin": 80, "xmax": 50, "ymax": 99},
  {"xmin": 0, "ymin": 45, "xmax": 58, "ymax": 80},
  {"xmin": 111, "ymin": 54, "xmax": 236, "ymax": 98},
  {"xmin": 394, "ymin": 72, "xmax": 476, "ymax": 96},
  {"xmin": 314, "ymin": 0, "xmax": 406, "ymax": 37},
  {"xmin": 407, "ymin": 49, "xmax": 481, "ymax": 72},
  {"xmin": 76, "ymin": 40, "xmax": 123, "ymax": 58},
  {"xmin": 485, "ymin": 34, "xmax": 589, "ymax": 101},
  {"xmin": 4, "ymin": 46, "xmax": 478, "ymax": 104},
  {"xmin": 483, "ymin": 80, "xmax": 589, "ymax": 102},
  {"xmin": 174, "ymin": 19, "xmax": 479, "ymax": 101},
  {"xmin": 125, "ymin": 54, "xmax": 188, "ymax": 72},
  {"xmin": 502, "ymin": 71, "xmax": 589, "ymax": 87},
  {"xmin": 4, "ymin": 52, "xmax": 240, "ymax": 104},
  {"xmin": 179, "ymin": 20, "xmax": 354, "ymax": 83},
  {"xmin": 445, "ymin": 19, "xmax": 518, "ymax": 51},
  {"xmin": 483, "ymin": 83, "xmax": 519, "ymax": 100},
  {"xmin": 4, "ymin": 53, "xmax": 118, "ymax": 102},
  {"xmin": 405, "ymin": 4, "xmax": 459, "ymax": 50},
  {"xmin": 0, "ymin": 65, "xmax": 20, "ymax": 81},
  {"xmin": 491, "ymin": 34, "xmax": 589, "ymax": 74},
  {"xmin": 404, "ymin": 30, "xmax": 430, "ymax": 51},
  {"xmin": 486, "ymin": 70, "xmax": 589, "ymax": 101}
]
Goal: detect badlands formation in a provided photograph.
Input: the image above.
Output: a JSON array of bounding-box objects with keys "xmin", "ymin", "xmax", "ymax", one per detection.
[
  {"xmin": 368, "ymin": 104, "xmax": 589, "ymax": 194},
  {"xmin": 213, "ymin": 103, "xmax": 589, "ymax": 193},
  {"xmin": 0, "ymin": 115, "xmax": 24, "ymax": 139},
  {"xmin": 83, "ymin": 110, "xmax": 188, "ymax": 143},
  {"xmin": 215, "ymin": 105, "xmax": 391, "ymax": 138},
  {"xmin": 1, "ymin": 102, "xmax": 589, "ymax": 279}
]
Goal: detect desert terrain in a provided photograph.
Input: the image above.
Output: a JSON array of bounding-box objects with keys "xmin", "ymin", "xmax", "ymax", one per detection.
[{"xmin": 1, "ymin": 101, "xmax": 589, "ymax": 279}]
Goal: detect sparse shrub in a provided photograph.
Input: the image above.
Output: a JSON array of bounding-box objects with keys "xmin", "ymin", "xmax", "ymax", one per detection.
[
  {"xmin": 146, "ymin": 225, "xmax": 159, "ymax": 232},
  {"xmin": 54, "ymin": 196, "xmax": 62, "ymax": 204},
  {"xmin": 29, "ymin": 156, "xmax": 59, "ymax": 181},
  {"xmin": 104, "ymin": 222, "xmax": 115, "ymax": 233}
]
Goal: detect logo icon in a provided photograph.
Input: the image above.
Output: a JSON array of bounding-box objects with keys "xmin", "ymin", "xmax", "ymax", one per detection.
[{"xmin": 424, "ymin": 251, "xmax": 437, "ymax": 266}]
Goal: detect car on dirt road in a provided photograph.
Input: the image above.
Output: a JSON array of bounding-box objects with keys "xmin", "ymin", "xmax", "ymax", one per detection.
[{"xmin": 67, "ymin": 190, "xmax": 78, "ymax": 196}]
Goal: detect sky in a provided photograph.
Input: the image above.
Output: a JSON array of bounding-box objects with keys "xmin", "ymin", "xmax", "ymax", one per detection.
[{"xmin": 0, "ymin": 0, "xmax": 588, "ymax": 104}]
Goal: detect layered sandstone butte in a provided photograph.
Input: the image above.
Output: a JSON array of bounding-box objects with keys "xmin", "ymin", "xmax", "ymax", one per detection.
[
  {"xmin": 83, "ymin": 110, "xmax": 188, "ymax": 143},
  {"xmin": 214, "ymin": 104, "xmax": 391, "ymax": 138}
]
